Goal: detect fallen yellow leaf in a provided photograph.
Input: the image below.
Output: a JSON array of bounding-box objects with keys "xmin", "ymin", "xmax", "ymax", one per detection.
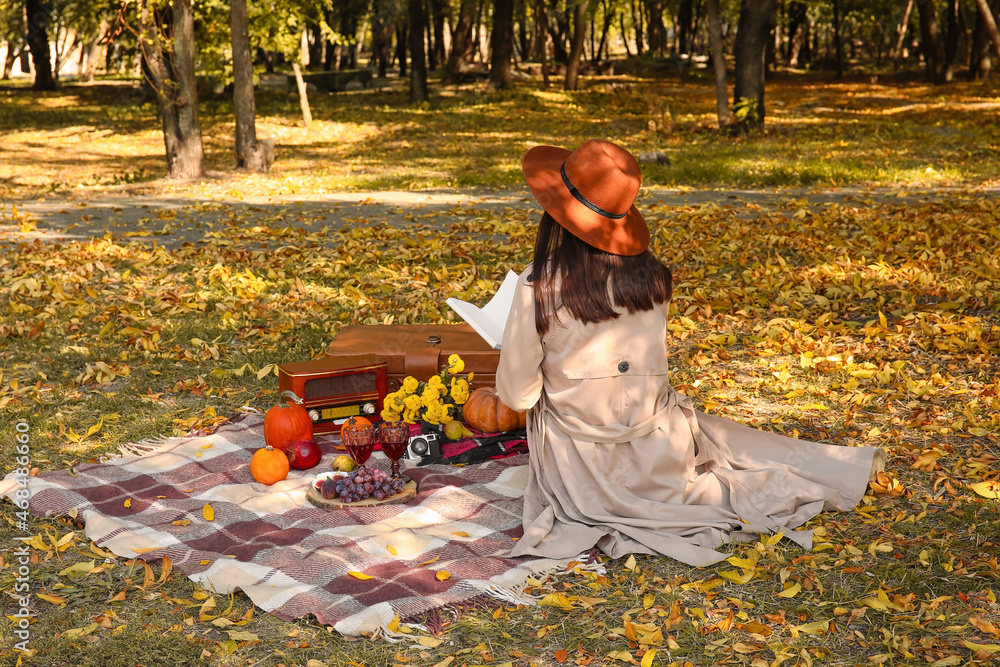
[
  {"xmin": 37, "ymin": 593, "xmax": 67, "ymax": 604},
  {"xmin": 386, "ymin": 545, "xmax": 398, "ymax": 555},
  {"xmin": 963, "ymin": 640, "xmax": 1000, "ymax": 654},
  {"xmin": 777, "ymin": 582, "xmax": 802, "ymax": 598},
  {"xmin": 203, "ymin": 503, "xmax": 214, "ymax": 521},
  {"xmin": 969, "ymin": 480, "xmax": 1000, "ymax": 499},
  {"xmin": 418, "ymin": 636, "xmax": 445, "ymax": 647},
  {"xmin": 124, "ymin": 498, "xmax": 131, "ymax": 508},
  {"xmin": 435, "ymin": 570, "xmax": 451, "ymax": 581},
  {"xmin": 538, "ymin": 592, "xmax": 574, "ymax": 611},
  {"xmin": 349, "ymin": 571, "xmax": 373, "ymax": 580}
]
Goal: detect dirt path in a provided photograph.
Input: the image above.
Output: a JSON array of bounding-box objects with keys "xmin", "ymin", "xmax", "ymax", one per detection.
[{"xmin": 2, "ymin": 185, "xmax": 996, "ymax": 248}]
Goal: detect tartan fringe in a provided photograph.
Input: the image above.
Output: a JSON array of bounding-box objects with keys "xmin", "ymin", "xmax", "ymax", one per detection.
[
  {"xmin": 114, "ymin": 436, "xmax": 183, "ymax": 461},
  {"xmin": 482, "ymin": 583, "xmax": 538, "ymax": 607},
  {"xmin": 400, "ymin": 593, "xmax": 506, "ymax": 635}
]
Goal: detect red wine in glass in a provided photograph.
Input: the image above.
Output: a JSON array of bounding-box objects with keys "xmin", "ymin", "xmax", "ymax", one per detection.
[
  {"xmin": 342, "ymin": 423, "xmax": 375, "ymax": 470},
  {"xmin": 377, "ymin": 421, "xmax": 410, "ymax": 479}
]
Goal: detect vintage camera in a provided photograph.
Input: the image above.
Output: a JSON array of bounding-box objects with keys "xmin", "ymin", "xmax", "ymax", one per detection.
[
  {"xmin": 277, "ymin": 354, "xmax": 388, "ymax": 435},
  {"xmin": 405, "ymin": 430, "xmax": 442, "ymax": 462}
]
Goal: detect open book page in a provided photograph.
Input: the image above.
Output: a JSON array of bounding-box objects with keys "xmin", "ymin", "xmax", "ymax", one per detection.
[{"xmin": 445, "ymin": 269, "xmax": 520, "ymax": 350}]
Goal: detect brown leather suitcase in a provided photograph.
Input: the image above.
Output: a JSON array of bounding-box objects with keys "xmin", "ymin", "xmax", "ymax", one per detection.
[{"xmin": 324, "ymin": 324, "xmax": 499, "ymax": 393}]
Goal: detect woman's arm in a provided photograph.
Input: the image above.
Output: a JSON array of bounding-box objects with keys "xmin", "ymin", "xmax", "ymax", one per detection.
[{"xmin": 496, "ymin": 270, "xmax": 545, "ymax": 411}]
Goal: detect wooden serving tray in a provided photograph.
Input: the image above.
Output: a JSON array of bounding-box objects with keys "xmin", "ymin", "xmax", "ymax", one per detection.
[{"xmin": 306, "ymin": 478, "xmax": 417, "ymax": 509}]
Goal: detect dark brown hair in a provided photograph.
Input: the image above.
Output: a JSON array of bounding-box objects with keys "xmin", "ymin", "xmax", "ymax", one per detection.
[{"xmin": 532, "ymin": 212, "xmax": 673, "ymax": 335}]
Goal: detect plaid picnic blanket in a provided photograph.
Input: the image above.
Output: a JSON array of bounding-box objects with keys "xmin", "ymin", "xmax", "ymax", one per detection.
[{"xmin": 0, "ymin": 414, "xmax": 571, "ymax": 635}]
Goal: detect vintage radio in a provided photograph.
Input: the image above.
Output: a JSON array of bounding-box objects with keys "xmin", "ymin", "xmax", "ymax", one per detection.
[{"xmin": 277, "ymin": 354, "xmax": 388, "ymax": 434}]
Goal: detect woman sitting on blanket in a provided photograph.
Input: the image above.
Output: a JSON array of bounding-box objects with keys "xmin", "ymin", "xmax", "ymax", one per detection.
[{"xmin": 496, "ymin": 139, "xmax": 885, "ymax": 567}]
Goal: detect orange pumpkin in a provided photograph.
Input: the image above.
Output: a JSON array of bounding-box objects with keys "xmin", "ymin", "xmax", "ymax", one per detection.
[
  {"xmin": 250, "ymin": 445, "xmax": 290, "ymax": 485},
  {"xmin": 462, "ymin": 387, "xmax": 527, "ymax": 433},
  {"xmin": 340, "ymin": 415, "xmax": 373, "ymax": 438},
  {"xmin": 264, "ymin": 390, "xmax": 313, "ymax": 451}
]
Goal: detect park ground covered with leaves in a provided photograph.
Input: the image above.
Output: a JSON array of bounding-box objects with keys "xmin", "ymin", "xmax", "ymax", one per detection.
[
  {"xmin": 1, "ymin": 70, "xmax": 999, "ymax": 666},
  {"xmin": 0, "ymin": 66, "xmax": 998, "ymax": 197}
]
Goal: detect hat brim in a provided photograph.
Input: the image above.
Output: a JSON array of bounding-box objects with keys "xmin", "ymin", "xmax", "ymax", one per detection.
[{"xmin": 522, "ymin": 145, "xmax": 648, "ymax": 256}]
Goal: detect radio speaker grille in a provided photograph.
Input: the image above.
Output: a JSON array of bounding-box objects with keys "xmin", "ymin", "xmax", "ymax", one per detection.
[{"xmin": 304, "ymin": 372, "xmax": 378, "ymax": 400}]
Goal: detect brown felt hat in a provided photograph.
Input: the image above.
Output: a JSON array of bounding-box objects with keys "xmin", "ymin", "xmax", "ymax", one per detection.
[{"xmin": 522, "ymin": 139, "xmax": 649, "ymax": 256}]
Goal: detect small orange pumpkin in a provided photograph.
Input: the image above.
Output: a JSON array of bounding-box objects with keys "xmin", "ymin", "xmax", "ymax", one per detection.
[
  {"xmin": 264, "ymin": 390, "xmax": 313, "ymax": 451},
  {"xmin": 462, "ymin": 387, "xmax": 527, "ymax": 433},
  {"xmin": 251, "ymin": 445, "xmax": 290, "ymax": 485}
]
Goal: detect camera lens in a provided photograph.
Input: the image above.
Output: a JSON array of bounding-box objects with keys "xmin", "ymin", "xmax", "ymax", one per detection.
[{"xmin": 411, "ymin": 438, "xmax": 428, "ymax": 455}]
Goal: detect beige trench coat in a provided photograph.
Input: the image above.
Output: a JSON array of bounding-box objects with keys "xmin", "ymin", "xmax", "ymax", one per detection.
[{"xmin": 496, "ymin": 269, "xmax": 875, "ymax": 567}]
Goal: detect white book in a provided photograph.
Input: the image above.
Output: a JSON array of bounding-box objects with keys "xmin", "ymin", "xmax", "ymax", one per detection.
[{"xmin": 446, "ymin": 269, "xmax": 520, "ymax": 350}]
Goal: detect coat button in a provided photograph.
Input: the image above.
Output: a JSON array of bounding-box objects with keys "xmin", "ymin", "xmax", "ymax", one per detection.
[{"xmin": 618, "ymin": 361, "xmax": 629, "ymax": 373}]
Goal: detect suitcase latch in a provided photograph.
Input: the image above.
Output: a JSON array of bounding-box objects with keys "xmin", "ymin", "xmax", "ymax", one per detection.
[{"xmin": 425, "ymin": 335, "xmax": 441, "ymax": 346}]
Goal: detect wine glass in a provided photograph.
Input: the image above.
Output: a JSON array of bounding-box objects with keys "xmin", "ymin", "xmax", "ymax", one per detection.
[
  {"xmin": 377, "ymin": 421, "xmax": 410, "ymax": 479},
  {"xmin": 341, "ymin": 422, "xmax": 375, "ymax": 472}
]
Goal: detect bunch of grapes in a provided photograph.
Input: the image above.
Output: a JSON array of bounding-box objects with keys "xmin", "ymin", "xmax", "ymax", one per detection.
[{"xmin": 320, "ymin": 468, "xmax": 406, "ymax": 502}]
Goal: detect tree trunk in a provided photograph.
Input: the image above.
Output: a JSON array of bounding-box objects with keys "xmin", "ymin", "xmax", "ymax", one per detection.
[
  {"xmin": 620, "ymin": 13, "xmax": 632, "ymax": 56},
  {"xmin": 917, "ymin": 0, "xmax": 948, "ymax": 83},
  {"xmin": 472, "ymin": 0, "xmax": 484, "ymax": 60},
  {"xmin": 786, "ymin": 0, "xmax": 806, "ymax": 66},
  {"xmin": 973, "ymin": 0, "xmax": 1000, "ymax": 63},
  {"xmin": 138, "ymin": 0, "xmax": 205, "ymax": 180},
  {"xmin": 589, "ymin": 5, "xmax": 596, "ymax": 60},
  {"xmin": 706, "ymin": 0, "xmax": 729, "ymax": 128},
  {"xmin": 891, "ymin": 0, "xmax": 914, "ymax": 66},
  {"xmin": 831, "ymin": 0, "xmax": 843, "ymax": 78},
  {"xmin": 596, "ymin": 8, "xmax": 613, "ymax": 61},
  {"xmin": 291, "ymin": 62, "xmax": 312, "ymax": 127},
  {"xmin": 425, "ymin": 5, "xmax": 436, "ymax": 70},
  {"xmin": 518, "ymin": 0, "xmax": 530, "ymax": 59},
  {"xmin": 52, "ymin": 24, "xmax": 77, "ymax": 83},
  {"xmin": 945, "ymin": 0, "xmax": 961, "ymax": 77},
  {"xmin": 678, "ymin": 0, "xmax": 693, "ymax": 53},
  {"xmin": 644, "ymin": 0, "xmax": 667, "ymax": 55},
  {"xmin": 409, "ymin": 0, "xmax": 429, "ymax": 101},
  {"xmin": 430, "ymin": 0, "xmax": 447, "ymax": 67},
  {"xmin": 230, "ymin": 0, "xmax": 272, "ymax": 172},
  {"xmin": 970, "ymin": 4, "xmax": 992, "ymax": 78},
  {"xmin": 446, "ymin": 0, "xmax": 476, "ymax": 82},
  {"xmin": 80, "ymin": 22, "xmax": 108, "ymax": 83},
  {"xmin": 167, "ymin": 0, "xmax": 203, "ymax": 179},
  {"xmin": 490, "ymin": 0, "xmax": 515, "ymax": 88},
  {"xmin": 371, "ymin": 0, "xmax": 394, "ymax": 78},
  {"xmin": 537, "ymin": 0, "xmax": 551, "ymax": 86},
  {"xmin": 631, "ymin": 0, "xmax": 644, "ymax": 54},
  {"xmin": 3, "ymin": 45, "xmax": 19, "ymax": 79},
  {"xmin": 564, "ymin": 0, "xmax": 588, "ymax": 89},
  {"xmin": 549, "ymin": 3, "xmax": 570, "ymax": 62},
  {"xmin": 25, "ymin": 0, "xmax": 55, "ymax": 90},
  {"xmin": 732, "ymin": 0, "xmax": 777, "ymax": 131},
  {"xmin": 396, "ymin": 21, "xmax": 408, "ymax": 76}
]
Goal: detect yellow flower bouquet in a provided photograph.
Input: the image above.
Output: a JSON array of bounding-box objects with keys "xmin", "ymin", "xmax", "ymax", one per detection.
[{"xmin": 380, "ymin": 354, "xmax": 474, "ymax": 425}]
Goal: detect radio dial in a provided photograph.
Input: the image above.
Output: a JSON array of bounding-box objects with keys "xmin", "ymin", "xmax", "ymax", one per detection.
[
  {"xmin": 308, "ymin": 410, "xmax": 320, "ymax": 422},
  {"xmin": 362, "ymin": 403, "xmax": 376, "ymax": 415}
]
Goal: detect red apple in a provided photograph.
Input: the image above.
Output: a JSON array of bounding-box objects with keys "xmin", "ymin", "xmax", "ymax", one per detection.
[{"xmin": 287, "ymin": 438, "xmax": 322, "ymax": 470}]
